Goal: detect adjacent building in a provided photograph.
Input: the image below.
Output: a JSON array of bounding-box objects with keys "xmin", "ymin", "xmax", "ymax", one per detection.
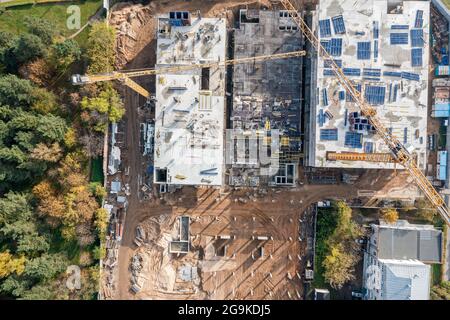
[
  {"xmin": 153, "ymin": 12, "xmax": 226, "ymax": 186},
  {"xmin": 362, "ymin": 220, "xmax": 443, "ymax": 300},
  {"xmin": 229, "ymin": 9, "xmax": 303, "ymax": 187},
  {"xmin": 307, "ymin": 0, "xmax": 430, "ymax": 169}
]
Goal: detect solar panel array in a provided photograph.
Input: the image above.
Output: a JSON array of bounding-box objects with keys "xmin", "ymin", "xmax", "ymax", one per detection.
[
  {"xmin": 320, "ymin": 129, "xmax": 338, "ymax": 141},
  {"xmin": 322, "ymin": 88, "xmax": 328, "ymax": 106},
  {"xmin": 343, "ymin": 68, "xmax": 361, "ymax": 76},
  {"xmin": 373, "ymin": 21, "xmax": 379, "ymax": 39},
  {"xmin": 415, "ymin": 10, "xmax": 423, "ymax": 28},
  {"xmin": 323, "ymin": 69, "xmax": 335, "ymax": 76},
  {"xmin": 390, "ymin": 33, "xmax": 408, "ymax": 45},
  {"xmin": 346, "ymin": 84, "xmax": 361, "ymax": 102},
  {"xmin": 363, "ymin": 68, "xmax": 381, "ymax": 77},
  {"xmin": 404, "ymin": 127, "xmax": 408, "ymax": 144},
  {"xmin": 391, "ymin": 24, "xmax": 409, "ymax": 30},
  {"xmin": 410, "ymin": 29, "xmax": 424, "ymax": 47},
  {"xmin": 318, "ymin": 109, "xmax": 325, "ymax": 127},
  {"xmin": 329, "ymin": 38, "xmax": 343, "ymax": 56},
  {"xmin": 345, "ymin": 132, "xmax": 363, "ymax": 149},
  {"xmin": 324, "ymin": 59, "xmax": 342, "ymax": 68},
  {"xmin": 383, "ymin": 71, "xmax": 402, "ymax": 77},
  {"xmin": 357, "ymin": 42, "xmax": 371, "ymax": 60},
  {"xmin": 374, "ymin": 40, "xmax": 378, "ymax": 60},
  {"xmin": 332, "ymin": 15, "xmax": 346, "ymax": 34},
  {"xmin": 339, "ymin": 91, "xmax": 345, "ymax": 101},
  {"xmin": 364, "ymin": 85, "xmax": 386, "ymax": 105},
  {"xmin": 320, "ymin": 40, "xmax": 330, "ymax": 55},
  {"xmin": 319, "ymin": 19, "xmax": 332, "ymax": 37},
  {"xmin": 401, "ymin": 71, "xmax": 420, "ymax": 81},
  {"xmin": 411, "ymin": 48, "xmax": 423, "ymax": 67},
  {"xmin": 364, "ymin": 142, "xmax": 374, "ymax": 153}
]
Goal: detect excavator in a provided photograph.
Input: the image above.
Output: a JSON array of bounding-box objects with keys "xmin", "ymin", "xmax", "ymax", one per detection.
[
  {"xmin": 72, "ymin": 50, "xmax": 306, "ymax": 99},
  {"xmin": 279, "ymin": 0, "xmax": 450, "ymax": 226}
]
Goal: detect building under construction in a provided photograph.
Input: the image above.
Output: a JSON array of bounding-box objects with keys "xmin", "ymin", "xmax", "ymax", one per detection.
[
  {"xmin": 228, "ymin": 9, "xmax": 304, "ymax": 187},
  {"xmin": 306, "ymin": 0, "xmax": 430, "ymax": 170},
  {"xmin": 153, "ymin": 13, "xmax": 227, "ymax": 186}
]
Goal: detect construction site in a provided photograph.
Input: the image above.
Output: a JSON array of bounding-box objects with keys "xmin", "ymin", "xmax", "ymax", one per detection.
[{"xmin": 86, "ymin": 0, "xmax": 450, "ymax": 301}]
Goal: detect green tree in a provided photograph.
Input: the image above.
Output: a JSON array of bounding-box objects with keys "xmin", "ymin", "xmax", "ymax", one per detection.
[
  {"xmin": 24, "ymin": 16, "xmax": 58, "ymax": 45},
  {"xmin": 13, "ymin": 34, "xmax": 46, "ymax": 65},
  {"xmin": 36, "ymin": 114, "xmax": 67, "ymax": 142},
  {"xmin": 0, "ymin": 75, "xmax": 34, "ymax": 107},
  {"xmin": 380, "ymin": 208, "xmax": 399, "ymax": 224},
  {"xmin": 51, "ymin": 39, "xmax": 81, "ymax": 71},
  {"xmin": 86, "ymin": 22, "xmax": 116, "ymax": 74},
  {"xmin": 323, "ymin": 243, "xmax": 357, "ymax": 289},
  {"xmin": 23, "ymin": 253, "xmax": 69, "ymax": 282}
]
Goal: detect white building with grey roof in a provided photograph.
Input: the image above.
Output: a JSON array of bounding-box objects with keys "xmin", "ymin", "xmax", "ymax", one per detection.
[{"xmin": 362, "ymin": 220, "xmax": 443, "ymax": 300}]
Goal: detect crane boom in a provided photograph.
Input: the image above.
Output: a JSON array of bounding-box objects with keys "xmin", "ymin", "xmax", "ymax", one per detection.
[
  {"xmin": 72, "ymin": 50, "xmax": 306, "ymax": 89},
  {"xmin": 279, "ymin": 0, "xmax": 450, "ymax": 225}
]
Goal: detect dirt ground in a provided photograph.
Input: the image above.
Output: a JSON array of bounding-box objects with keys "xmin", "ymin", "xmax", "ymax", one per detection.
[{"xmin": 102, "ymin": 0, "xmax": 424, "ymax": 300}]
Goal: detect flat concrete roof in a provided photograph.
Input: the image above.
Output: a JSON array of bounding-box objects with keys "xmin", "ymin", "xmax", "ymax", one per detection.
[
  {"xmin": 154, "ymin": 15, "xmax": 226, "ymax": 186},
  {"xmin": 309, "ymin": 0, "xmax": 430, "ymax": 169}
]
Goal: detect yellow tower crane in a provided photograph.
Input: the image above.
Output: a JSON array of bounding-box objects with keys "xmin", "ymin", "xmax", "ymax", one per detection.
[
  {"xmin": 72, "ymin": 50, "xmax": 306, "ymax": 99},
  {"xmin": 280, "ymin": 0, "xmax": 450, "ymax": 226}
]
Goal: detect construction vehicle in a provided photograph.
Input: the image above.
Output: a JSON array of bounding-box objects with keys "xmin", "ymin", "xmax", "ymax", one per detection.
[
  {"xmin": 280, "ymin": 0, "xmax": 450, "ymax": 226},
  {"xmin": 72, "ymin": 50, "xmax": 306, "ymax": 99}
]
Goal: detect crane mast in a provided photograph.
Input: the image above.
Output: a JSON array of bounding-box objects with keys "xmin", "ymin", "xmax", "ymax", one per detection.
[{"xmin": 279, "ymin": 0, "xmax": 450, "ymax": 225}]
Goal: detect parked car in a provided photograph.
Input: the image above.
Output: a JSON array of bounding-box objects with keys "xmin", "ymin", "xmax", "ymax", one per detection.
[
  {"xmin": 317, "ymin": 200, "xmax": 331, "ymax": 207},
  {"xmin": 351, "ymin": 291, "xmax": 363, "ymax": 300}
]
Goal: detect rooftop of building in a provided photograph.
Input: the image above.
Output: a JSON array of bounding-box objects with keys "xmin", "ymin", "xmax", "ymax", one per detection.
[
  {"xmin": 379, "ymin": 259, "xmax": 430, "ymax": 300},
  {"xmin": 229, "ymin": 9, "xmax": 303, "ymax": 186},
  {"xmin": 372, "ymin": 219, "xmax": 443, "ymax": 263},
  {"xmin": 309, "ymin": 0, "xmax": 430, "ymax": 169},
  {"xmin": 153, "ymin": 14, "xmax": 226, "ymax": 186}
]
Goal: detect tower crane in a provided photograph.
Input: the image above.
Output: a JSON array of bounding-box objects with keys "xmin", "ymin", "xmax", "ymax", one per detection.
[
  {"xmin": 72, "ymin": 50, "xmax": 306, "ymax": 99},
  {"xmin": 279, "ymin": 0, "xmax": 450, "ymax": 225}
]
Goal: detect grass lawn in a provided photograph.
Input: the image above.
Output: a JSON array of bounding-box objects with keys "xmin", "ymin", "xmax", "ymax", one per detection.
[
  {"xmin": 0, "ymin": 0, "xmax": 102, "ymax": 44},
  {"xmin": 90, "ymin": 157, "xmax": 104, "ymax": 183}
]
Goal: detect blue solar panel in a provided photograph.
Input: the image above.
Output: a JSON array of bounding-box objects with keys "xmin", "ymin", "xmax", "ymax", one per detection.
[
  {"xmin": 339, "ymin": 91, "xmax": 345, "ymax": 101},
  {"xmin": 322, "ymin": 88, "xmax": 328, "ymax": 106},
  {"xmin": 393, "ymin": 84, "xmax": 398, "ymax": 102},
  {"xmin": 363, "ymin": 68, "xmax": 381, "ymax": 77},
  {"xmin": 321, "ymin": 40, "xmax": 331, "ymax": 55},
  {"xmin": 391, "ymin": 25, "xmax": 409, "ymax": 30},
  {"xmin": 323, "ymin": 69, "xmax": 335, "ymax": 76},
  {"xmin": 364, "ymin": 142, "xmax": 374, "ymax": 153},
  {"xmin": 318, "ymin": 109, "xmax": 325, "ymax": 127},
  {"xmin": 373, "ymin": 21, "xmax": 379, "ymax": 39},
  {"xmin": 320, "ymin": 129, "xmax": 338, "ymax": 141},
  {"xmin": 410, "ymin": 29, "xmax": 424, "ymax": 47},
  {"xmin": 415, "ymin": 10, "xmax": 423, "ymax": 28},
  {"xmin": 329, "ymin": 38, "xmax": 342, "ymax": 56},
  {"xmin": 343, "ymin": 68, "xmax": 361, "ymax": 76},
  {"xmin": 346, "ymin": 84, "xmax": 361, "ymax": 102},
  {"xmin": 345, "ymin": 132, "xmax": 363, "ymax": 149},
  {"xmin": 401, "ymin": 71, "xmax": 420, "ymax": 81},
  {"xmin": 357, "ymin": 42, "xmax": 371, "ymax": 60},
  {"xmin": 374, "ymin": 40, "xmax": 378, "ymax": 60},
  {"xmin": 332, "ymin": 15, "xmax": 346, "ymax": 34},
  {"xmin": 390, "ymin": 33, "xmax": 408, "ymax": 45},
  {"xmin": 319, "ymin": 19, "xmax": 332, "ymax": 37},
  {"xmin": 404, "ymin": 127, "xmax": 408, "ymax": 144},
  {"xmin": 383, "ymin": 71, "xmax": 402, "ymax": 77},
  {"xmin": 411, "ymin": 48, "xmax": 422, "ymax": 67},
  {"xmin": 324, "ymin": 59, "xmax": 342, "ymax": 68},
  {"xmin": 364, "ymin": 85, "xmax": 386, "ymax": 105}
]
